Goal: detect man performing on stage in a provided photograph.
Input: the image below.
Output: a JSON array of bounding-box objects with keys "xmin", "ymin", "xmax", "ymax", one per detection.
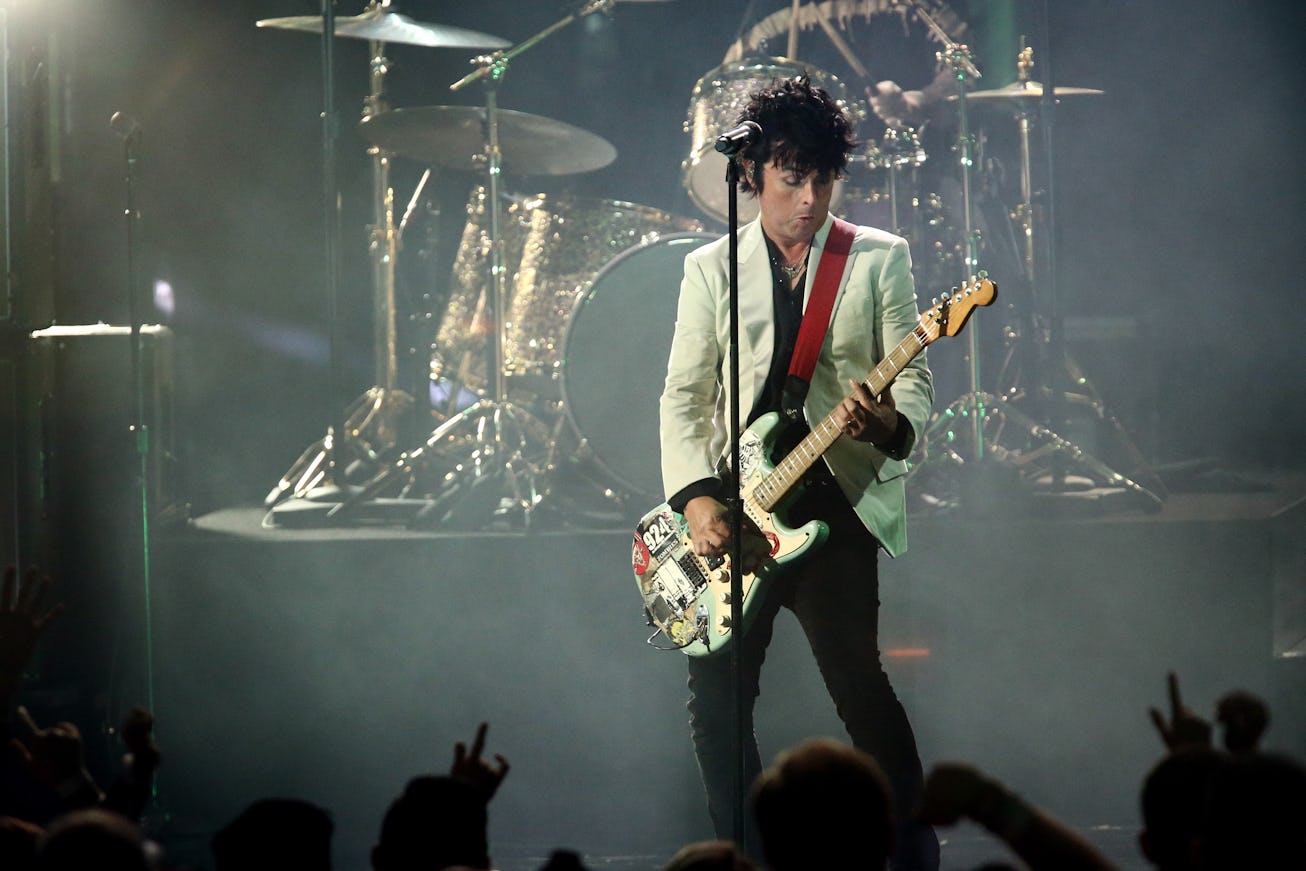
[{"xmin": 658, "ymin": 76, "xmax": 938, "ymax": 870}]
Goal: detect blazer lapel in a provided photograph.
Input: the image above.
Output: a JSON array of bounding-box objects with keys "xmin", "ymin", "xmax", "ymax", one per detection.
[{"xmin": 733, "ymin": 220, "xmax": 773, "ymax": 411}]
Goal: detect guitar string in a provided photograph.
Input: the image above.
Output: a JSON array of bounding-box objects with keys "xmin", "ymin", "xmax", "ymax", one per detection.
[
  {"xmin": 751, "ymin": 278, "xmax": 989, "ymax": 508},
  {"xmin": 754, "ymin": 327, "xmax": 930, "ymax": 511}
]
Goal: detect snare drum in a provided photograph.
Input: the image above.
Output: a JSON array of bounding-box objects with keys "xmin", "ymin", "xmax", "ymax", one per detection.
[
  {"xmin": 561, "ymin": 232, "xmax": 717, "ymax": 501},
  {"xmin": 683, "ymin": 58, "xmax": 858, "ymax": 225},
  {"xmin": 434, "ymin": 188, "xmax": 701, "ymax": 394}
]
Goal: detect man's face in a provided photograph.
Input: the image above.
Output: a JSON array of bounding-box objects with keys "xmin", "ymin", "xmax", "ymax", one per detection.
[{"xmin": 754, "ymin": 159, "xmax": 834, "ymax": 246}]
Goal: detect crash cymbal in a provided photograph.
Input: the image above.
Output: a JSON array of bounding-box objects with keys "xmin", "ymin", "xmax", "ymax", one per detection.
[
  {"xmin": 952, "ymin": 80, "xmax": 1104, "ymax": 101},
  {"xmin": 359, "ymin": 106, "xmax": 617, "ymax": 176},
  {"xmin": 257, "ymin": 8, "xmax": 510, "ymax": 50}
]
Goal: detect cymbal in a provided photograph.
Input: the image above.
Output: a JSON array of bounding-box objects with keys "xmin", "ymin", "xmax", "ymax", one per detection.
[
  {"xmin": 257, "ymin": 9, "xmax": 510, "ymax": 50},
  {"xmin": 953, "ymin": 80, "xmax": 1104, "ymax": 101},
  {"xmin": 359, "ymin": 106, "xmax": 617, "ymax": 176}
]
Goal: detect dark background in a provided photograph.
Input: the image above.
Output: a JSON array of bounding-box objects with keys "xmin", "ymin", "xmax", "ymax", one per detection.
[{"xmin": 32, "ymin": 0, "xmax": 1306, "ymax": 515}]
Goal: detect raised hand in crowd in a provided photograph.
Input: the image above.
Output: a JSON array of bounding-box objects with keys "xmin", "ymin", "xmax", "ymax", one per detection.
[
  {"xmin": 10, "ymin": 706, "xmax": 101, "ymax": 810},
  {"xmin": 450, "ymin": 722, "xmax": 509, "ymax": 802},
  {"xmin": 1147, "ymin": 672, "xmax": 1212, "ymax": 752},
  {"xmin": 917, "ymin": 762, "xmax": 1116, "ymax": 871},
  {"xmin": 0, "ymin": 567, "xmax": 64, "ymax": 699}
]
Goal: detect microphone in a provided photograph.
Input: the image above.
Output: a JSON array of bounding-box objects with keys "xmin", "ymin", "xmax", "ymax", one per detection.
[
  {"xmin": 714, "ymin": 120, "xmax": 761, "ymax": 156},
  {"xmin": 110, "ymin": 111, "xmax": 140, "ymax": 141}
]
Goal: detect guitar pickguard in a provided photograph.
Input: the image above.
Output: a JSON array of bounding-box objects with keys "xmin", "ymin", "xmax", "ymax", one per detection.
[{"xmin": 633, "ymin": 417, "xmax": 828, "ymax": 656}]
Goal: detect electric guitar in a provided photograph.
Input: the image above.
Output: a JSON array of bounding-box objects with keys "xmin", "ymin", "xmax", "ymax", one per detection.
[{"xmin": 632, "ymin": 275, "xmax": 997, "ymax": 656}]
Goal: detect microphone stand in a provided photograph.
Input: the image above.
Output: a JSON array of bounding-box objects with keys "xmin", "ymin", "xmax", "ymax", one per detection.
[
  {"xmin": 724, "ymin": 154, "xmax": 747, "ymax": 845},
  {"xmin": 112, "ymin": 110, "xmax": 158, "ymax": 803}
]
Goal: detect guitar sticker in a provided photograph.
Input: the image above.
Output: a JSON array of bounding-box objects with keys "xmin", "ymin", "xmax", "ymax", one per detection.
[
  {"xmin": 638, "ymin": 506, "xmax": 682, "ymax": 563},
  {"xmin": 737, "ymin": 428, "xmax": 765, "ymax": 481},
  {"xmin": 632, "ymin": 535, "xmax": 651, "ymax": 576}
]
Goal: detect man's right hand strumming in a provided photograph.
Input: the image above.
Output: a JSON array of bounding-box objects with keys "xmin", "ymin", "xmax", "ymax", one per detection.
[{"xmin": 684, "ymin": 496, "xmax": 770, "ymax": 571}]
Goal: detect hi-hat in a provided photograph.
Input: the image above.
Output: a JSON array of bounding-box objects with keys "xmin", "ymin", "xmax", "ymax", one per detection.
[
  {"xmin": 359, "ymin": 106, "xmax": 617, "ymax": 176},
  {"xmin": 953, "ymin": 80, "xmax": 1104, "ymax": 101},
  {"xmin": 257, "ymin": 8, "xmax": 510, "ymax": 49}
]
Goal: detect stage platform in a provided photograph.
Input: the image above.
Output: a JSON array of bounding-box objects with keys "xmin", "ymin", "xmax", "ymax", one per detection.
[{"xmin": 145, "ymin": 472, "xmax": 1305, "ymax": 870}]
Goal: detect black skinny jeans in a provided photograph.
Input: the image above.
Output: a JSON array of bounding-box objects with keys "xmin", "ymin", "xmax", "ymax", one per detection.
[{"xmin": 685, "ymin": 486, "xmax": 939, "ymax": 869}]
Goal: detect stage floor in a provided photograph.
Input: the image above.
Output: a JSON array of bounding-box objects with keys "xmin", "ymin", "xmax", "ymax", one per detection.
[{"xmin": 145, "ymin": 470, "xmax": 1304, "ymax": 871}]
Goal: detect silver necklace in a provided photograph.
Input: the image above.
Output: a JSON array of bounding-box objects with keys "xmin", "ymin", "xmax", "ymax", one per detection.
[{"xmin": 771, "ymin": 244, "xmax": 810, "ymax": 283}]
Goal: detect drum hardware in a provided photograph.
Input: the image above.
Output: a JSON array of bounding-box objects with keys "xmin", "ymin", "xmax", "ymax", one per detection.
[
  {"xmin": 998, "ymin": 46, "xmax": 1160, "ymax": 502},
  {"xmin": 325, "ymin": 390, "xmax": 557, "ymax": 528},
  {"xmin": 258, "ymin": 3, "xmax": 509, "ymax": 515},
  {"xmin": 911, "ymin": 41, "xmax": 1163, "ymax": 510},
  {"xmin": 403, "ymin": 0, "xmax": 626, "ymax": 529},
  {"xmin": 857, "ymin": 126, "xmax": 929, "ymax": 245},
  {"xmin": 263, "ymin": 386, "xmax": 414, "ymax": 508},
  {"xmin": 910, "ymin": 26, "xmax": 1017, "ymax": 465},
  {"xmin": 721, "ymin": 0, "xmax": 969, "ymax": 67},
  {"xmin": 928, "ymin": 29, "xmax": 989, "ymax": 458}
]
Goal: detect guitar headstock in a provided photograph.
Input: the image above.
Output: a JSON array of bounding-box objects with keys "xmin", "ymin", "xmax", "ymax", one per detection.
[{"xmin": 918, "ymin": 274, "xmax": 999, "ymax": 342}]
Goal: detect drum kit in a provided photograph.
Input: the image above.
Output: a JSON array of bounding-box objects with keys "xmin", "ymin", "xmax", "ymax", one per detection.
[{"xmin": 262, "ymin": 1, "xmax": 1158, "ymax": 529}]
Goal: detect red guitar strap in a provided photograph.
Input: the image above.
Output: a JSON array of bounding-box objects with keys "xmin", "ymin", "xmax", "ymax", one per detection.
[{"xmin": 788, "ymin": 217, "xmax": 856, "ymax": 382}]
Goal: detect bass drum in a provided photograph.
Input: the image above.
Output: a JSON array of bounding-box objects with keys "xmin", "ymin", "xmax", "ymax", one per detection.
[
  {"xmin": 683, "ymin": 58, "xmax": 857, "ymax": 225},
  {"xmin": 560, "ymin": 232, "xmax": 717, "ymax": 502}
]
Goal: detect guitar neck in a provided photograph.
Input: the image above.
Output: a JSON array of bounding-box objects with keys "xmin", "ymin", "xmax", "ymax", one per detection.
[{"xmin": 752, "ymin": 324, "xmax": 929, "ymax": 513}]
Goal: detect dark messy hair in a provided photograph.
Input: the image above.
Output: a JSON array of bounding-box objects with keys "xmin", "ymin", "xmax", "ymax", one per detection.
[{"xmin": 736, "ymin": 75, "xmax": 858, "ymax": 194}]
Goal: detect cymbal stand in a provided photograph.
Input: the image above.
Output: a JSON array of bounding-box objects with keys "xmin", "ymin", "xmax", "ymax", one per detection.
[
  {"xmin": 912, "ymin": 29, "xmax": 992, "ymax": 462},
  {"xmin": 999, "ymin": 45, "xmax": 1164, "ymax": 504},
  {"xmin": 901, "ymin": 10, "xmax": 1156, "ymax": 511},
  {"xmin": 396, "ymin": 0, "xmax": 618, "ymax": 527},
  {"xmin": 913, "ymin": 35, "xmax": 1162, "ymax": 511},
  {"xmin": 266, "ymin": 1, "xmax": 413, "ymax": 510},
  {"xmin": 362, "ymin": 29, "xmax": 412, "ymax": 415}
]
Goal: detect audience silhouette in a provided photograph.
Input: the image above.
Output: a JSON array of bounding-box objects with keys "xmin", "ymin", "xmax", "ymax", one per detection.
[
  {"xmin": 212, "ymin": 798, "xmax": 333, "ymax": 871},
  {"xmin": 752, "ymin": 737, "xmax": 895, "ymax": 870},
  {"xmin": 2, "ymin": 560, "xmax": 1303, "ymax": 871}
]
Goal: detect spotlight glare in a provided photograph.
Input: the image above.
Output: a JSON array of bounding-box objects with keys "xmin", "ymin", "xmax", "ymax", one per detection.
[{"xmin": 153, "ymin": 279, "xmax": 175, "ymax": 318}]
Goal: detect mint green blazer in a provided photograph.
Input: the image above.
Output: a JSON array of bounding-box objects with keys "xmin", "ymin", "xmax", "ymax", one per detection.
[{"xmin": 658, "ymin": 214, "xmax": 934, "ymax": 557}]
